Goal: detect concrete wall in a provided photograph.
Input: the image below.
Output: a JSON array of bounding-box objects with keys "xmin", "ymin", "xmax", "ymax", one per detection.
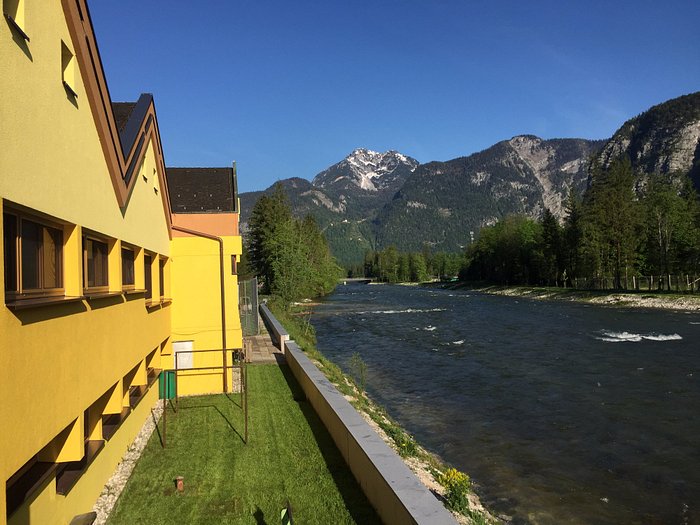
[
  {"xmin": 253, "ymin": 293, "xmax": 457, "ymax": 524},
  {"xmin": 259, "ymin": 303, "xmax": 289, "ymax": 348}
]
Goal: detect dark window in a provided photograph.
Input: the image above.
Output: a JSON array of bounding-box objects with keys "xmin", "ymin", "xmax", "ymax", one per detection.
[
  {"xmin": 121, "ymin": 247, "xmax": 135, "ymax": 287},
  {"xmin": 159, "ymin": 258, "xmax": 165, "ymax": 298},
  {"xmin": 3, "ymin": 213, "xmax": 17, "ymax": 292},
  {"xmin": 83, "ymin": 237, "xmax": 108, "ymax": 289},
  {"xmin": 144, "ymin": 254, "xmax": 152, "ymax": 300},
  {"xmin": 3, "ymin": 212, "xmax": 63, "ymax": 296}
]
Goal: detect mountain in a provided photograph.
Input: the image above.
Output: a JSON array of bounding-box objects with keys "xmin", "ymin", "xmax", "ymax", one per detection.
[
  {"xmin": 313, "ymin": 148, "xmax": 419, "ymax": 194},
  {"xmin": 596, "ymin": 92, "xmax": 700, "ymax": 187},
  {"xmin": 240, "ymin": 140, "xmax": 601, "ymax": 264},
  {"xmin": 239, "ymin": 92, "xmax": 700, "ymax": 268},
  {"xmin": 375, "ymin": 136, "xmax": 604, "ymax": 252},
  {"xmin": 240, "ymin": 149, "xmax": 419, "ymax": 265}
]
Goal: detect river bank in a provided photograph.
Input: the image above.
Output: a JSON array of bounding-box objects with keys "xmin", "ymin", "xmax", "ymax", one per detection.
[
  {"xmin": 436, "ymin": 282, "xmax": 700, "ymax": 312},
  {"xmin": 268, "ymin": 299, "xmax": 499, "ymax": 525},
  {"xmin": 311, "ymin": 284, "xmax": 700, "ymax": 523}
]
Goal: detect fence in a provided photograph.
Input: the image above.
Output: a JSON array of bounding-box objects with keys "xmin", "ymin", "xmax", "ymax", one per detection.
[
  {"xmin": 568, "ymin": 274, "xmax": 700, "ymax": 293},
  {"xmin": 239, "ymin": 277, "xmax": 259, "ymax": 336}
]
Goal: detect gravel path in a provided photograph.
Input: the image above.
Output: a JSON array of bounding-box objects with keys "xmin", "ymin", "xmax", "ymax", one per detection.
[{"xmin": 92, "ymin": 402, "xmax": 163, "ymax": 525}]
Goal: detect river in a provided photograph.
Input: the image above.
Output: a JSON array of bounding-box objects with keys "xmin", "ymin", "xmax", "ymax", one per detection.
[{"xmin": 309, "ymin": 284, "xmax": 700, "ymax": 525}]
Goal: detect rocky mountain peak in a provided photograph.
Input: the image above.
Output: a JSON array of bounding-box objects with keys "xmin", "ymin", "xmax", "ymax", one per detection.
[
  {"xmin": 313, "ymin": 148, "xmax": 419, "ymax": 192},
  {"xmin": 597, "ymin": 92, "xmax": 700, "ymax": 185}
]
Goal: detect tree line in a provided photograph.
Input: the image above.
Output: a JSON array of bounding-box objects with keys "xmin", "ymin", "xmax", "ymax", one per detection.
[
  {"xmin": 358, "ymin": 247, "xmax": 463, "ymax": 283},
  {"xmin": 245, "ymin": 184, "xmax": 341, "ymax": 302},
  {"xmin": 462, "ymin": 158, "xmax": 700, "ymax": 288}
]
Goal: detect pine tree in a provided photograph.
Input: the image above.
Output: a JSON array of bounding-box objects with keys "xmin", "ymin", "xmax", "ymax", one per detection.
[
  {"xmin": 541, "ymin": 208, "xmax": 562, "ymax": 285},
  {"xmin": 584, "ymin": 158, "xmax": 642, "ymax": 289}
]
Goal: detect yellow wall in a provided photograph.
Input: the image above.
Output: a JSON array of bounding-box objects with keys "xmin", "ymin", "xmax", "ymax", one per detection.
[
  {"xmin": 6, "ymin": 387, "xmax": 161, "ymax": 525},
  {"xmin": 0, "ymin": 0, "xmax": 170, "ymax": 255},
  {"xmin": 0, "ymin": 2, "xmax": 246, "ymax": 523},
  {"xmin": 0, "ymin": 2, "xmax": 172, "ymax": 523},
  {"xmin": 170, "ymin": 234, "xmax": 243, "ymax": 395}
]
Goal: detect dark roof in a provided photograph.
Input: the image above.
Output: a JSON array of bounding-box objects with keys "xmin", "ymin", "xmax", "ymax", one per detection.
[
  {"xmin": 111, "ymin": 94, "xmax": 153, "ymax": 157},
  {"xmin": 112, "ymin": 102, "xmax": 136, "ymax": 132},
  {"xmin": 166, "ymin": 167, "xmax": 238, "ymax": 213}
]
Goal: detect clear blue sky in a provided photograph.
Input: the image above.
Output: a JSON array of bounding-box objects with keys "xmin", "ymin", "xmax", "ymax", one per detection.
[{"xmin": 89, "ymin": 1, "xmax": 700, "ymax": 193}]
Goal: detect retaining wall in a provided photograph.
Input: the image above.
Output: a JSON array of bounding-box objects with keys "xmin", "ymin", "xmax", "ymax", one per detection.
[
  {"xmin": 259, "ymin": 303, "xmax": 289, "ymax": 348},
  {"xmin": 254, "ymin": 297, "xmax": 458, "ymax": 524}
]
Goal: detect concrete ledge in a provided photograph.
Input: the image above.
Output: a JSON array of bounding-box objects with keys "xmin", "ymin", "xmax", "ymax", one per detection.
[
  {"xmin": 259, "ymin": 303, "xmax": 290, "ymax": 348},
  {"xmin": 284, "ymin": 339, "xmax": 457, "ymax": 525}
]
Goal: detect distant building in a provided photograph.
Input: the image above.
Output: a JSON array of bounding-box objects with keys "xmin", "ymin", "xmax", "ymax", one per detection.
[
  {"xmin": 167, "ymin": 167, "xmax": 243, "ymax": 395},
  {"xmin": 0, "ymin": 2, "xmax": 242, "ymax": 523}
]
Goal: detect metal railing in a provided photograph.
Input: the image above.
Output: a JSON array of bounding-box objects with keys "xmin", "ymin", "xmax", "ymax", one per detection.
[{"xmin": 160, "ymin": 348, "xmax": 248, "ymax": 447}]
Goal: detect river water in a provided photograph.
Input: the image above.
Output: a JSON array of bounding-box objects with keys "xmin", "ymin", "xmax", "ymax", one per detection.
[{"xmin": 309, "ymin": 284, "xmax": 700, "ymax": 525}]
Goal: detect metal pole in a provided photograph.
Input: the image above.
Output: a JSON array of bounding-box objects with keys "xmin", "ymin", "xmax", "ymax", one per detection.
[
  {"xmin": 162, "ymin": 395, "xmax": 167, "ymax": 448},
  {"xmin": 244, "ymin": 361, "xmax": 248, "ymax": 444}
]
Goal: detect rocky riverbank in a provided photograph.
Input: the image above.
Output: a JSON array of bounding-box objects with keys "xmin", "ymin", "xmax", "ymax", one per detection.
[{"xmin": 447, "ymin": 284, "xmax": 700, "ymax": 312}]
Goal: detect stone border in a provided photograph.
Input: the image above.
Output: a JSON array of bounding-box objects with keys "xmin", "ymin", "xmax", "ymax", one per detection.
[
  {"xmin": 284, "ymin": 339, "xmax": 457, "ymax": 525},
  {"xmin": 259, "ymin": 303, "xmax": 290, "ymax": 347}
]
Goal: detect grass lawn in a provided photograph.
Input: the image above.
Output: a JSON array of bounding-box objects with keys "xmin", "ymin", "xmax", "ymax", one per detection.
[{"xmin": 107, "ymin": 364, "xmax": 380, "ymax": 525}]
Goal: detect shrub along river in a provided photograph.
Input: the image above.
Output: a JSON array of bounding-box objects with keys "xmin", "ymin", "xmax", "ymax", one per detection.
[{"xmin": 310, "ymin": 283, "xmax": 700, "ymax": 525}]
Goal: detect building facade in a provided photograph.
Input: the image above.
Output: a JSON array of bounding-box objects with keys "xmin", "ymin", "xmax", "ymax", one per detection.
[
  {"xmin": 167, "ymin": 167, "xmax": 244, "ymax": 396},
  {"xmin": 0, "ymin": 1, "xmax": 241, "ymax": 523}
]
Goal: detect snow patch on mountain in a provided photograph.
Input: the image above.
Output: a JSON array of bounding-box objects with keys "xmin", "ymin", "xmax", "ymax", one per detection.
[{"xmin": 313, "ymin": 148, "xmax": 419, "ymax": 192}]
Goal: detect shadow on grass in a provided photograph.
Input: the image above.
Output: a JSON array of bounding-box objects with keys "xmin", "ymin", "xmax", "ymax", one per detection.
[
  {"xmin": 175, "ymin": 401, "xmax": 246, "ymax": 444},
  {"xmin": 224, "ymin": 391, "xmax": 243, "ymax": 409},
  {"xmin": 277, "ymin": 363, "xmax": 381, "ymax": 524},
  {"xmin": 253, "ymin": 506, "xmax": 267, "ymax": 525},
  {"xmin": 151, "ymin": 408, "xmax": 164, "ymax": 448}
]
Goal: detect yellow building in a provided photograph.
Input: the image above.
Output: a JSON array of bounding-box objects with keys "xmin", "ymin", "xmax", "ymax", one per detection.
[
  {"xmin": 166, "ymin": 167, "xmax": 243, "ymax": 396},
  {"xmin": 0, "ymin": 1, "xmax": 242, "ymax": 523}
]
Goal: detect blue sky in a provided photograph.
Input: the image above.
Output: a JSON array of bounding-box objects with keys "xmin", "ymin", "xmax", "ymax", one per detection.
[{"xmin": 89, "ymin": 1, "xmax": 700, "ymax": 193}]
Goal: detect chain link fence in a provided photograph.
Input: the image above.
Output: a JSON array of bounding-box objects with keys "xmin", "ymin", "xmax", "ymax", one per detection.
[{"xmin": 239, "ymin": 277, "xmax": 259, "ymax": 336}]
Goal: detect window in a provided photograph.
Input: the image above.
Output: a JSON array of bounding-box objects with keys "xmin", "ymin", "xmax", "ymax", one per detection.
[
  {"xmin": 231, "ymin": 255, "xmax": 237, "ymax": 275},
  {"xmin": 61, "ymin": 40, "xmax": 78, "ymax": 97},
  {"xmin": 158, "ymin": 257, "xmax": 165, "ymax": 299},
  {"xmin": 3, "ymin": 212, "xmax": 63, "ymax": 297},
  {"xmin": 3, "ymin": 213, "xmax": 17, "ymax": 292},
  {"xmin": 83, "ymin": 235, "xmax": 108, "ymax": 291},
  {"xmin": 144, "ymin": 254, "xmax": 152, "ymax": 300},
  {"xmin": 121, "ymin": 246, "xmax": 135, "ymax": 288},
  {"xmin": 4, "ymin": 0, "xmax": 29, "ymax": 41}
]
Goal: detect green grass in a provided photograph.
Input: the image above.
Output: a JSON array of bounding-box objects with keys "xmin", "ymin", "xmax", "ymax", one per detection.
[{"xmin": 107, "ymin": 364, "xmax": 380, "ymax": 525}]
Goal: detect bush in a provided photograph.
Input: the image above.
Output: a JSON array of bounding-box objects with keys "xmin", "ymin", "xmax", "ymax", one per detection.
[{"xmin": 437, "ymin": 468, "xmax": 471, "ymax": 513}]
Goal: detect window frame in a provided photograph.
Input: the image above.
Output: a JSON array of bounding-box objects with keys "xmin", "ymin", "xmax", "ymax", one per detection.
[
  {"xmin": 121, "ymin": 244, "xmax": 136, "ymax": 291},
  {"xmin": 158, "ymin": 256, "xmax": 166, "ymax": 299},
  {"xmin": 3, "ymin": 209, "xmax": 65, "ymax": 300},
  {"xmin": 82, "ymin": 232, "xmax": 109, "ymax": 293},
  {"xmin": 144, "ymin": 253, "xmax": 153, "ymax": 301}
]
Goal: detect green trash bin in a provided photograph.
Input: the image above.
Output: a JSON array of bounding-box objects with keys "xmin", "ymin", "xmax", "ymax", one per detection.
[{"xmin": 158, "ymin": 370, "xmax": 176, "ymax": 400}]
